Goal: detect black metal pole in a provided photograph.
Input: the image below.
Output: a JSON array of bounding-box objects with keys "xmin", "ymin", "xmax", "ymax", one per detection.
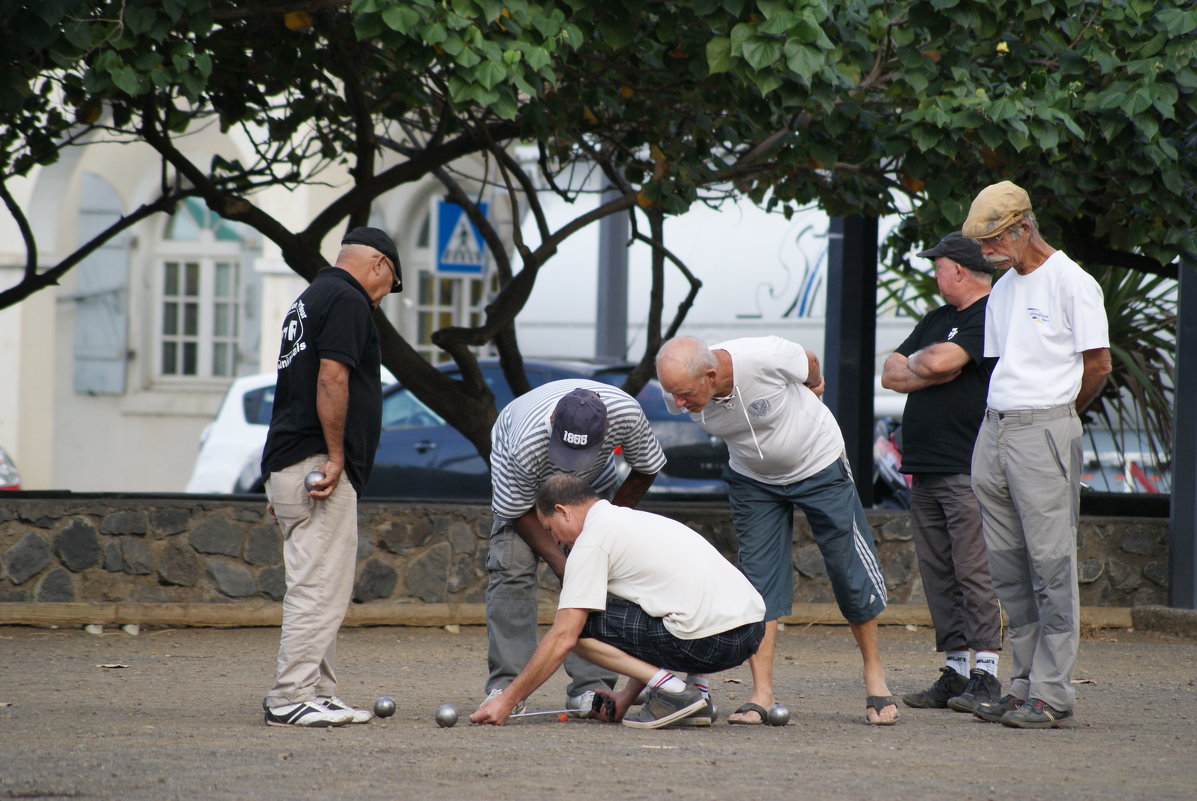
[
  {"xmin": 823, "ymin": 216, "xmax": 878, "ymax": 505},
  {"xmin": 1169, "ymin": 255, "xmax": 1196, "ymax": 609}
]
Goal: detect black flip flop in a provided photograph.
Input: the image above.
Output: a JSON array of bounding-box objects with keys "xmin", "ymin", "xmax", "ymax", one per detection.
[
  {"xmin": 866, "ymin": 695, "xmax": 900, "ymax": 725},
  {"xmin": 728, "ymin": 702, "xmax": 768, "ymax": 725}
]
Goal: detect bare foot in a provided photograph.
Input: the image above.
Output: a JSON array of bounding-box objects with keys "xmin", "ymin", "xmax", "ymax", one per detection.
[
  {"xmin": 865, "ymin": 696, "xmax": 899, "ymax": 725},
  {"xmin": 728, "ymin": 695, "xmax": 773, "ymax": 724}
]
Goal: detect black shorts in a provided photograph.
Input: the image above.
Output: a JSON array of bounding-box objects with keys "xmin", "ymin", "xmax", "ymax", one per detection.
[{"xmin": 580, "ymin": 597, "xmax": 764, "ymax": 675}]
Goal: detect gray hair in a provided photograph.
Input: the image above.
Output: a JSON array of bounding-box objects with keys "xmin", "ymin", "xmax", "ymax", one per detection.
[{"xmin": 655, "ymin": 336, "xmax": 716, "ymax": 379}]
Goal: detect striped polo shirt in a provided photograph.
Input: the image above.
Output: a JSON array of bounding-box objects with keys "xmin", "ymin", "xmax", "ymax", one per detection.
[{"xmin": 490, "ymin": 378, "xmax": 667, "ymax": 524}]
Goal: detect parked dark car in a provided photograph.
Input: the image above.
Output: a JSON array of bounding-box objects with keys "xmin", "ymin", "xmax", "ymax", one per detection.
[{"xmin": 233, "ymin": 358, "xmax": 728, "ymax": 500}]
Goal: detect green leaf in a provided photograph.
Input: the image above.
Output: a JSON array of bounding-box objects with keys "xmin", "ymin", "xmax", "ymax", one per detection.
[
  {"xmin": 706, "ymin": 36, "xmax": 731, "ymax": 74},
  {"xmin": 758, "ymin": 12, "xmax": 796, "ymax": 36},
  {"xmin": 111, "ymin": 65, "xmax": 143, "ymax": 96},
  {"xmin": 1135, "ymin": 113, "xmax": 1159, "ymax": 141},
  {"xmin": 910, "ymin": 125, "xmax": 940, "ymax": 152},
  {"xmin": 474, "ymin": 60, "xmax": 507, "ymax": 90},
  {"xmin": 381, "ymin": 5, "xmax": 422, "ymax": 34},
  {"xmin": 597, "ymin": 20, "xmax": 634, "ymax": 48},
  {"xmin": 194, "ymin": 53, "xmax": 212, "ymax": 79},
  {"xmin": 1158, "ymin": 7, "xmax": 1197, "ymax": 37},
  {"xmin": 491, "ymin": 92, "xmax": 518, "ymax": 119},
  {"xmin": 729, "ymin": 22, "xmax": 754, "ymax": 56},
  {"xmin": 783, "ymin": 41, "xmax": 823, "ymax": 81},
  {"xmin": 750, "ymin": 69, "xmax": 782, "ymax": 96},
  {"xmin": 458, "ymin": 47, "xmax": 482, "ymax": 68}
]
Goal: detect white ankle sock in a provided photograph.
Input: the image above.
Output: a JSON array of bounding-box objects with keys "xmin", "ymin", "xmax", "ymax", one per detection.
[
  {"xmin": 974, "ymin": 651, "xmax": 999, "ymax": 676},
  {"xmin": 686, "ymin": 674, "xmax": 710, "ymax": 698},
  {"xmin": 946, "ymin": 650, "xmax": 970, "ymax": 677},
  {"xmin": 648, "ymin": 669, "xmax": 685, "ymax": 694}
]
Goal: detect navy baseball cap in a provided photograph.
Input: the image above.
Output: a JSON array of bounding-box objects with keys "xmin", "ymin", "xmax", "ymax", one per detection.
[{"xmin": 547, "ymin": 389, "xmax": 609, "ymax": 471}]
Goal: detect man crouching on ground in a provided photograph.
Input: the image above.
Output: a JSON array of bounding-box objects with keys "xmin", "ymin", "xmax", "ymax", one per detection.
[{"xmin": 470, "ymin": 474, "xmax": 766, "ymax": 729}]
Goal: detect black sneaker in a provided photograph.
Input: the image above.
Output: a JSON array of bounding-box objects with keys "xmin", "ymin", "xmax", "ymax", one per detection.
[
  {"xmin": 947, "ymin": 670, "xmax": 1002, "ymax": 714},
  {"xmin": 901, "ymin": 667, "xmax": 968, "ymax": 709},
  {"xmin": 1001, "ymin": 698, "xmax": 1074, "ymax": 729},
  {"xmin": 621, "ymin": 686, "xmax": 706, "ymax": 729},
  {"xmin": 973, "ymin": 693, "xmax": 1025, "ymax": 723}
]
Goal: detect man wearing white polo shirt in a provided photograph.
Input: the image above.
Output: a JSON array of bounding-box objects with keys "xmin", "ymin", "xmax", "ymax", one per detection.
[{"xmin": 963, "ymin": 181, "xmax": 1111, "ymax": 729}]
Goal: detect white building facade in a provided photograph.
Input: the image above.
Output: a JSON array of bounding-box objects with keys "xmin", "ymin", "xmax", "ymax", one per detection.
[{"xmin": 0, "ymin": 130, "xmax": 915, "ymax": 493}]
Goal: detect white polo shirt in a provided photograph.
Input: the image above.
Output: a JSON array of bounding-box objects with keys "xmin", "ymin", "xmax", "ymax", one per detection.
[
  {"xmin": 558, "ymin": 501, "xmax": 765, "ymax": 639},
  {"xmin": 984, "ymin": 251, "xmax": 1109, "ymax": 410},
  {"xmin": 678, "ymin": 336, "xmax": 844, "ymax": 485}
]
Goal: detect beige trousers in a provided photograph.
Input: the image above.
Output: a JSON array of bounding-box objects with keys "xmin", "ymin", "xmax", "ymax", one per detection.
[{"xmin": 264, "ymin": 454, "xmax": 359, "ymax": 707}]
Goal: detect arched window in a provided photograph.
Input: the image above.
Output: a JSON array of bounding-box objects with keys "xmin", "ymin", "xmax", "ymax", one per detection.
[{"xmin": 155, "ymin": 198, "xmax": 250, "ymax": 380}]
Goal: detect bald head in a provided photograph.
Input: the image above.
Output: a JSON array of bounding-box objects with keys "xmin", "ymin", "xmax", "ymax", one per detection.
[
  {"xmin": 656, "ymin": 336, "xmax": 715, "ymax": 381},
  {"xmin": 656, "ymin": 336, "xmax": 724, "ymax": 413}
]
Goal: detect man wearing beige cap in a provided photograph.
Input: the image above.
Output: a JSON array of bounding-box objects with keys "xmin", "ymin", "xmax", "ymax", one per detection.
[{"xmin": 961, "ymin": 182, "xmax": 1111, "ymax": 729}]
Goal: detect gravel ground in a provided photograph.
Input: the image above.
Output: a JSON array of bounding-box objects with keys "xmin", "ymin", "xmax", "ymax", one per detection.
[{"xmin": 1, "ymin": 623, "xmax": 1194, "ymax": 801}]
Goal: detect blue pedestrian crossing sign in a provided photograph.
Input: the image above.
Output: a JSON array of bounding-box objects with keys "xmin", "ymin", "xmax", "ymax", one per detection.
[{"xmin": 436, "ymin": 200, "xmax": 488, "ymax": 274}]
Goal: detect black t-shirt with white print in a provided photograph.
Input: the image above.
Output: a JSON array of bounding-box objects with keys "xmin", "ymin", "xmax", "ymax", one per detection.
[
  {"xmin": 261, "ymin": 267, "xmax": 382, "ymax": 494},
  {"xmin": 894, "ymin": 295, "xmax": 993, "ymax": 475}
]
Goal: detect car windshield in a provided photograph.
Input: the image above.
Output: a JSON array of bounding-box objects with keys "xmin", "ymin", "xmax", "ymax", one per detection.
[
  {"xmin": 382, "ymin": 387, "xmax": 445, "ymax": 428},
  {"xmin": 242, "ymin": 386, "xmax": 275, "ymax": 425}
]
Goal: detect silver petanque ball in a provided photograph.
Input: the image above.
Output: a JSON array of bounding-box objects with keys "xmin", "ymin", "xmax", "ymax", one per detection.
[
  {"xmin": 303, "ymin": 471, "xmax": 325, "ymax": 492},
  {"xmin": 435, "ymin": 703, "xmax": 458, "ymax": 728},
  {"xmin": 767, "ymin": 704, "xmax": 790, "ymax": 726},
  {"xmin": 373, "ymin": 696, "xmax": 396, "ymax": 718}
]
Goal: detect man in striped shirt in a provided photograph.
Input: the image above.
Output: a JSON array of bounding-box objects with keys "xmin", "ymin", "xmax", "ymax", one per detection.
[{"xmin": 485, "ymin": 380, "xmax": 667, "ymax": 715}]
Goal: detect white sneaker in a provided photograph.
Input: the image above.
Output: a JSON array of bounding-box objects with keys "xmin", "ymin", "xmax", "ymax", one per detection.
[
  {"xmin": 264, "ymin": 701, "xmax": 353, "ymax": 727},
  {"xmin": 485, "ymin": 687, "xmax": 526, "ymax": 715},
  {"xmin": 566, "ymin": 690, "xmax": 597, "ymax": 719},
  {"xmin": 318, "ymin": 695, "xmax": 373, "ymax": 724}
]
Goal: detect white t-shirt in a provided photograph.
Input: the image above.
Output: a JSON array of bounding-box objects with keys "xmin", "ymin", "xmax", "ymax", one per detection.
[
  {"xmin": 558, "ymin": 501, "xmax": 765, "ymax": 640},
  {"xmin": 984, "ymin": 251, "xmax": 1109, "ymax": 410},
  {"xmin": 490, "ymin": 379, "xmax": 667, "ymax": 522},
  {"xmin": 678, "ymin": 336, "xmax": 844, "ymax": 485}
]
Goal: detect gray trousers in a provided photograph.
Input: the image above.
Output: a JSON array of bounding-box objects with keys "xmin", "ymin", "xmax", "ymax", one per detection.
[
  {"xmin": 909, "ymin": 473, "xmax": 1002, "ymax": 653},
  {"xmin": 971, "ymin": 405, "xmax": 1081, "ymax": 711},
  {"xmin": 484, "ymin": 523, "xmax": 616, "ymax": 698}
]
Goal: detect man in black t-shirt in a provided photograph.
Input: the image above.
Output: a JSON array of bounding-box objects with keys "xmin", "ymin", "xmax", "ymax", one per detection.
[
  {"xmin": 259, "ymin": 226, "xmax": 401, "ymax": 728},
  {"xmin": 881, "ymin": 231, "xmax": 1003, "ymax": 715}
]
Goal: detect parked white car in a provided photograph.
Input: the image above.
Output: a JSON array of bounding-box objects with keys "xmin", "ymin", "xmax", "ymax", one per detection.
[
  {"xmin": 184, "ymin": 373, "xmax": 277, "ymax": 493},
  {"xmin": 0, "ymin": 445, "xmax": 21, "ymax": 490},
  {"xmin": 185, "ymin": 369, "xmax": 397, "ymax": 493}
]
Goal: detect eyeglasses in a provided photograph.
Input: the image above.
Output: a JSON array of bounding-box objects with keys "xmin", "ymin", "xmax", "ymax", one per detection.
[{"xmin": 380, "ymin": 254, "xmax": 402, "ymax": 292}]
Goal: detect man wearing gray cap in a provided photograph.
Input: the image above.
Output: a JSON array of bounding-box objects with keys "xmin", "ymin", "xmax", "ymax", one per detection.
[
  {"xmin": 485, "ymin": 380, "xmax": 667, "ymax": 718},
  {"xmin": 962, "ymin": 182, "xmax": 1111, "ymax": 729},
  {"xmin": 882, "ymin": 231, "xmax": 1003, "ymax": 715},
  {"xmin": 259, "ymin": 226, "xmax": 401, "ymax": 726}
]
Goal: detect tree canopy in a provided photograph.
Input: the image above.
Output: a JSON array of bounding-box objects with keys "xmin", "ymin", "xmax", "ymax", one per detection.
[{"xmin": 2, "ymin": 0, "xmax": 1193, "ymax": 457}]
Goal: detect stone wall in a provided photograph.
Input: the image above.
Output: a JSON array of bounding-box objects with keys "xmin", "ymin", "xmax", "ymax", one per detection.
[{"xmin": 0, "ymin": 495, "xmax": 1171, "ymax": 612}]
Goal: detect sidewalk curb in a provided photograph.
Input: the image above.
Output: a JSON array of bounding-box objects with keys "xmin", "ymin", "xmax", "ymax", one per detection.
[
  {"xmin": 0, "ymin": 601, "xmax": 1151, "ymax": 632},
  {"xmin": 1130, "ymin": 605, "xmax": 1197, "ymax": 639}
]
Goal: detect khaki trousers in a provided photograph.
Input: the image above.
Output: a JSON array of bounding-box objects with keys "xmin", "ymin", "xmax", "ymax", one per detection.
[
  {"xmin": 971, "ymin": 405, "xmax": 1081, "ymax": 711},
  {"xmin": 264, "ymin": 454, "xmax": 359, "ymax": 707}
]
